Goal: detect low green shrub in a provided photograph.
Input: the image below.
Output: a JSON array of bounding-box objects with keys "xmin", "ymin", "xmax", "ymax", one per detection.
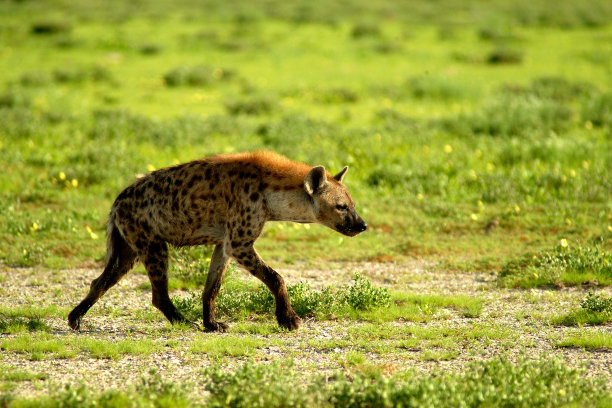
[
  {"xmin": 582, "ymin": 92, "xmax": 612, "ymax": 128},
  {"xmin": 30, "ymin": 20, "xmax": 72, "ymax": 35},
  {"xmin": 0, "ymin": 370, "xmax": 191, "ymax": 408},
  {"xmin": 581, "ymin": 291, "xmax": 612, "ymax": 313},
  {"xmin": 499, "ymin": 245, "xmax": 612, "ymax": 288},
  {"xmin": 173, "ymin": 273, "xmax": 390, "ymax": 322},
  {"xmin": 204, "ymin": 362, "xmax": 314, "ymax": 408},
  {"xmin": 163, "ymin": 65, "xmax": 233, "ymax": 87},
  {"xmin": 336, "ymin": 272, "xmax": 391, "ymax": 311},
  {"xmin": 53, "ymin": 65, "xmax": 113, "ymax": 84},
  {"xmin": 350, "ymin": 22, "xmax": 382, "ymax": 38},
  {"xmin": 201, "ymin": 357, "xmax": 609, "ymax": 408},
  {"xmin": 0, "ymin": 317, "xmax": 50, "ymax": 333},
  {"xmin": 406, "ymin": 75, "xmax": 466, "ymax": 100},
  {"xmin": 19, "ymin": 71, "xmax": 52, "ymax": 87},
  {"xmin": 225, "ymin": 96, "xmax": 276, "ymax": 115},
  {"xmin": 312, "ymin": 88, "xmax": 359, "ymax": 104},
  {"xmin": 477, "ymin": 25, "xmax": 518, "ymax": 42},
  {"xmin": 553, "ymin": 291, "xmax": 612, "ymax": 326},
  {"xmin": 486, "ymin": 47, "xmax": 524, "ymax": 64}
]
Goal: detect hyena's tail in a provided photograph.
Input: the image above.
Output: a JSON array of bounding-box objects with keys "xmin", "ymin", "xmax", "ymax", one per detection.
[
  {"xmin": 104, "ymin": 207, "xmax": 138, "ymax": 268},
  {"xmin": 104, "ymin": 209, "xmax": 121, "ymax": 268}
]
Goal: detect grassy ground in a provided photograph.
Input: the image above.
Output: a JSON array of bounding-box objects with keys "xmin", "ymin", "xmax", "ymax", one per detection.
[{"xmin": 1, "ymin": 0, "xmax": 611, "ymax": 406}]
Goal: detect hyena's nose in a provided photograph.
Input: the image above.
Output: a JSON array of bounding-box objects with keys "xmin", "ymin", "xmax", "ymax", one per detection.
[{"xmin": 355, "ymin": 216, "xmax": 367, "ymax": 232}]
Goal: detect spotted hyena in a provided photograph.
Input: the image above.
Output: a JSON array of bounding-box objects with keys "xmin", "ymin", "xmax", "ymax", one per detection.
[{"xmin": 68, "ymin": 151, "xmax": 367, "ymax": 332}]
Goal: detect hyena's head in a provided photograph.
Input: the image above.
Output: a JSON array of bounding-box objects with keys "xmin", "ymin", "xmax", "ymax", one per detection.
[{"xmin": 304, "ymin": 165, "xmax": 367, "ymax": 237}]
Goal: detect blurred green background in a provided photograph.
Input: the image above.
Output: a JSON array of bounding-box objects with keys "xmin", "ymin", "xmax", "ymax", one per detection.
[{"xmin": 1, "ymin": 0, "xmax": 611, "ymax": 279}]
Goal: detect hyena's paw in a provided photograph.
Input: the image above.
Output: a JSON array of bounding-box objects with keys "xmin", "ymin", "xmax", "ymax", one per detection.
[
  {"xmin": 67, "ymin": 312, "xmax": 82, "ymax": 331},
  {"xmin": 277, "ymin": 310, "xmax": 302, "ymax": 331},
  {"xmin": 204, "ymin": 321, "xmax": 229, "ymax": 332}
]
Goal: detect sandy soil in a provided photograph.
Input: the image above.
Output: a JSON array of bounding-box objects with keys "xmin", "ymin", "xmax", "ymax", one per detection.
[{"xmin": 0, "ymin": 262, "xmax": 610, "ymax": 399}]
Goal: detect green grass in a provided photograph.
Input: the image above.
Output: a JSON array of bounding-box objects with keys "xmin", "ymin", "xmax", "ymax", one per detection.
[
  {"xmin": 553, "ymin": 309, "xmax": 612, "ymax": 326},
  {"xmin": 552, "ymin": 291, "xmax": 612, "ymax": 326},
  {"xmin": 333, "ymin": 291, "xmax": 485, "ymax": 323},
  {"xmin": 0, "ymin": 305, "xmax": 69, "ymax": 319},
  {"xmin": 173, "ymin": 273, "xmax": 485, "ymax": 327},
  {"xmin": 0, "ymin": 0, "xmax": 611, "ymax": 272},
  {"xmin": 0, "ymin": 317, "xmax": 51, "ymax": 334},
  {"xmin": 2, "ymin": 356, "xmax": 609, "ymax": 407},
  {"xmin": 0, "ymin": 333, "xmax": 158, "ymax": 360},
  {"xmin": 499, "ymin": 245, "xmax": 612, "ymax": 288},
  {"xmin": 556, "ymin": 330, "xmax": 612, "ymax": 350},
  {"xmin": 344, "ymin": 321, "xmax": 514, "ymax": 357},
  {"xmin": 0, "ymin": 367, "xmax": 47, "ymax": 382},
  {"xmin": 0, "ymin": 333, "xmax": 75, "ymax": 360},
  {"xmin": 1, "ymin": 371, "xmax": 191, "ymax": 408},
  {"xmin": 173, "ymin": 273, "xmax": 391, "ymax": 323},
  {"xmin": 201, "ymin": 357, "xmax": 610, "ymax": 408},
  {"xmin": 77, "ymin": 337, "xmax": 156, "ymax": 360}
]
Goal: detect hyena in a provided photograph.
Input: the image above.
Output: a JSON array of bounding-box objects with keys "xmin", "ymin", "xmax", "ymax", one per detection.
[{"xmin": 68, "ymin": 151, "xmax": 367, "ymax": 332}]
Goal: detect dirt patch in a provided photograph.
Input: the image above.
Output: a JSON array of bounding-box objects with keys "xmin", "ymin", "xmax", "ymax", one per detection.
[{"xmin": 1, "ymin": 262, "xmax": 610, "ymax": 398}]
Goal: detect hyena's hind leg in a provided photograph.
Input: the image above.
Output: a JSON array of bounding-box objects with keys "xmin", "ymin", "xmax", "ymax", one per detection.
[
  {"xmin": 68, "ymin": 227, "xmax": 137, "ymax": 330},
  {"xmin": 140, "ymin": 241, "xmax": 187, "ymax": 325}
]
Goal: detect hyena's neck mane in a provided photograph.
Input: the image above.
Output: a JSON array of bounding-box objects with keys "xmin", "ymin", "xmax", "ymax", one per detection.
[
  {"xmin": 209, "ymin": 151, "xmax": 324, "ymax": 222},
  {"xmin": 210, "ymin": 150, "xmax": 330, "ymax": 187}
]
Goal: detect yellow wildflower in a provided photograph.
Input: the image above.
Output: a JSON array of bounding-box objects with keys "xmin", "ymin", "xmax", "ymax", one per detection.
[
  {"xmin": 470, "ymin": 213, "xmax": 479, "ymax": 221},
  {"xmin": 147, "ymin": 164, "xmax": 156, "ymax": 172},
  {"xmin": 59, "ymin": 171, "xmax": 66, "ymax": 180},
  {"xmin": 444, "ymin": 144, "xmax": 453, "ymax": 154},
  {"xmin": 71, "ymin": 179, "xmax": 78, "ymax": 188},
  {"xmin": 86, "ymin": 226, "xmax": 98, "ymax": 240},
  {"xmin": 560, "ymin": 239, "xmax": 568, "ymax": 248}
]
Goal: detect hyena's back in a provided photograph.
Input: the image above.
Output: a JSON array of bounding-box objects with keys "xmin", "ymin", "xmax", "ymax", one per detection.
[{"xmin": 112, "ymin": 157, "xmax": 265, "ymax": 250}]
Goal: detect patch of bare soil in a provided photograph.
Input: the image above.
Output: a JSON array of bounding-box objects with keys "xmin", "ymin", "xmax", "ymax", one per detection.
[{"xmin": 0, "ymin": 262, "xmax": 610, "ymax": 399}]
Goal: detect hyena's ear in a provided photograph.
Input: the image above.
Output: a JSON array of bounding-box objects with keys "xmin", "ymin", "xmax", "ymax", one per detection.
[
  {"xmin": 333, "ymin": 166, "xmax": 348, "ymax": 182},
  {"xmin": 304, "ymin": 166, "xmax": 328, "ymax": 196}
]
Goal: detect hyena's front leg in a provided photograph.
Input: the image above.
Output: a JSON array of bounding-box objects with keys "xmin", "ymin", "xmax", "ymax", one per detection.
[
  {"xmin": 233, "ymin": 245, "xmax": 302, "ymax": 330},
  {"xmin": 202, "ymin": 244, "xmax": 230, "ymax": 332}
]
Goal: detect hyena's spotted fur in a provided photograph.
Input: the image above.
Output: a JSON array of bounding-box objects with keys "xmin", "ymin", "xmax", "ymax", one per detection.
[{"xmin": 68, "ymin": 151, "xmax": 367, "ymax": 332}]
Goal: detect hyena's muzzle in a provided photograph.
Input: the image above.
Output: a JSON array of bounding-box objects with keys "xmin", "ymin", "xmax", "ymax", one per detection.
[{"xmin": 336, "ymin": 209, "xmax": 368, "ymax": 237}]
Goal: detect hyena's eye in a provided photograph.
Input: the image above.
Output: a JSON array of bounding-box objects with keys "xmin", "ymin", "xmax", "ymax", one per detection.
[{"xmin": 336, "ymin": 204, "xmax": 349, "ymax": 212}]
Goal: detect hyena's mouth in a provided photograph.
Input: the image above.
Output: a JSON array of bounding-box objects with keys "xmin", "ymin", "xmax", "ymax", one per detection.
[{"xmin": 335, "ymin": 221, "xmax": 368, "ymax": 237}]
